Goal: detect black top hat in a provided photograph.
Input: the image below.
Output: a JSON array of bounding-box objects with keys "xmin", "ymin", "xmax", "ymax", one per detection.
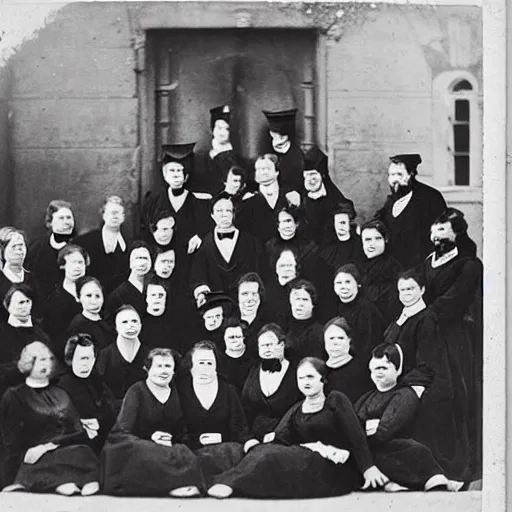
[
  {"xmin": 389, "ymin": 153, "xmax": 422, "ymax": 174},
  {"xmin": 210, "ymin": 105, "xmax": 231, "ymax": 130},
  {"xmin": 262, "ymin": 108, "xmax": 297, "ymax": 137},
  {"xmin": 303, "ymin": 145, "xmax": 328, "ymax": 176}
]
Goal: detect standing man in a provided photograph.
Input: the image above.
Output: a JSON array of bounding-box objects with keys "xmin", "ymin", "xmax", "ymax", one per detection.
[
  {"xmin": 375, "ymin": 154, "xmax": 447, "ymax": 270},
  {"xmin": 263, "ymin": 108, "xmax": 304, "ymax": 193},
  {"xmin": 301, "ymin": 145, "xmax": 354, "ymax": 245}
]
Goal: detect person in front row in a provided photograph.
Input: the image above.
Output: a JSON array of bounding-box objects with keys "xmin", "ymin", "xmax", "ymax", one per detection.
[
  {"xmin": 354, "ymin": 343, "xmax": 464, "ymax": 492},
  {"xmin": 0, "ymin": 341, "xmax": 100, "ymax": 495},
  {"xmin": 178, "ymin": 341, "xmax": 250, "ymax": 488},
  {"xmin": 101, "ymin": 348, "xmax": 203, "ymax": 497},
  {"xmin": 207, "ymin": 357, "xmax": 388, "ymax": 498}
]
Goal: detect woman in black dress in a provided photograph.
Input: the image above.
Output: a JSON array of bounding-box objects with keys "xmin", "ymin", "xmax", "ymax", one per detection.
[
  {"xmin": 236, "ymin": 273, "xmax": 273, "ymax": 357},
  {"xmin": 25, "ymin": 199, "xmax": 77, "ymax": 298},
  {"xmin": 354, "ymin": 343, "xmax": 464, "ymax": 492},
  {"xmin": 105, "ymin": 241, "xmax": 153, "ymax": 321},
  {"xmin": 217, "ymin": 317, "xmax": 256, "ymax": 392},
  {"xmin": 286, "ymin": 279, "xmax": 325, "ymax": 363},
  {"xmin": 1, "ymin": 341, "xmax": 99, "ymax": 495},
  {"xmin": 101, "ymin": 348, "xmax": 203, "ymax": 497},
  {"xmin": 179, "ymin": 341, "xmax": 250, "ymax": 487},
  {"xmin": 66, "ymin": 276, "xmax": 116, "ymax": 352},
  {"xmin": 0, "ymin": 227, "xmax": 41, "ymax": 320},
  {"xmin": 208, "ymin": 357, "xmax": 389, "ymax": 498},
  {"xmin": 319, "ymin": 202, "xmax": 365, "ymax": 274},
  {"xmin": 42, "ymin": 244, "xmax": 89, "ymax": 360},
  {"xmin": 332, "ymin": 263, "xmax": 386, "ymax": 363},
  {"xmin": 57, "ymin": 333, "xmax": 117, "ymax": 453},
  {"xmin": 360, "ymin": 220, "xmax": 402, "ymax": 325},
  {"xmin": 73, "ymin": 195, "xmax": 129, "ymax": 294},
  {"xmin": 0, "ymin": 284, "xmax": 51, "ymax": 398},
  {"xmin": 324, "ymin": 316, "xmax": 373, "ymax": 404},
  {"xmin": 240, "ymin": 323, "xmax": 302, "ymax": 442},
  {"xmin": 96, "ymin": 305, "xmax": 149, "ymax": 408}
]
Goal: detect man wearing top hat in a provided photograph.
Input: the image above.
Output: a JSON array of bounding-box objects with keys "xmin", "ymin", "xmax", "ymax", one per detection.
[
  {"xmin": 374, "ymin": 153, "xmax": 447, "ymax": 269},
  {"xmin": 191, "ymin": 105, "xmax": 246, "ymax": 196},
  {"xmin": 190, "ymin": 193, "xmax": 266, "ymax": 308},
  {"xmin": 263, "ymin": 108, "xmax": 305, "ymax": 194},
  {"xmin": 142, "ymin": 143, "xmax": 210, "ymax": 256},
  {"xmin": 301, "ymin": 145, "xmax": 355, "ymax": 245}
]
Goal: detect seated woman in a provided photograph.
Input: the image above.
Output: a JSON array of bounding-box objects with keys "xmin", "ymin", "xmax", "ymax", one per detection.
[
  {"xmin": 0, "ymin": 284, "xmax": 51, "ymax": 398},
  {"xmin": 236, "ymin": 273, "xmax": 273, "ymax": 357},
  {"xmin": 286, "ymin": 279, "xmax": 325, "ymax": 363},
  {"xmin": 101, "ymin": 348, "xmax": 203, "ymax": 497},
  {"xmin": 42, "ymin": 244, "xmax": 89, "ymax": 360},
  {"xmin": 96, "ymin": 305, "xmax": 149, "ymax": 409},
  {"xmin": 384, "ymin": 269, "xmax": 463, "ymax": 480},
  {"xmin": 57, "ymin": 334, "xmax": 117, "ymax": 453},
  {"xmin": 25, "ymin": 199, "xmax": 77, "ymax": 298},
  {"xmin": 0, "ymin": 227, "xmax": 41, "ymax": 321},
  {"xmin": 179, "ymin": 341, "xmax": 250, "ymax": 487},
  {"xmin": 360, "ymin": 220, "xmax": 402, "ymax": 325},
  {"xmin": 241, "ymin": 323, "xmax": 302, "ymax": 442},
  {"xmin": 105, "ymin": 241, "xmax": 152, "ymax": 321},
  {"xmin": 319, "ymin": 202, "xmax": 365, "ymax": 275},
  {"xmin": 0, "ymin": 341, "xmax": 100, "ymax": 495},
  {"xmin": 324, "ymin": 316, "xmax": 373, "ymax": 404},
  {"xmin": 66, "ymin": 276, "xmax": 116, "ymax": 352},
  {"xmin": 208, "ymin": 357, "xmax": 388, "ymax": 499},
  {"xmin": 217, "ymin": 317, "xmax": 256, "ymax": 392},
  {"xmin": 332, "ymin": 263, "xmax": 386, "ymax": 364},
  {"xmin": 354, "ymin": 343, "xmax": 464, "ymax": 492}
]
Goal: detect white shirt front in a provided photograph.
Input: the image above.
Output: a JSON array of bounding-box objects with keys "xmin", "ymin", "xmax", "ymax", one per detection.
[
  {"xmin": 167, "ymin": 188, "xmax": 189, "ymax": 212},
  {"xmin": 214, "ymin": 228, "xmax": 239, "ymax": 263},
  {"xmin": 116, "ymin": 337, "xmax": 141, "ymax": 363},
  {"xmin": 3, "ymin": 266, "xmax": 24, "ymax": 283},
  {"xmin": 392, "ymin": 190, "xmax": 413, "ymax": 218},
  {"xmin": 259, "ymin": 182, "xmax": 280, "ymax": 209},
  {"xmin": 193, "ymin": 379, "xmax": 219, "ymax": 410},
  {"xmin": 259, "ymin": 359, "xmax": 290, "ymax": 397},
  {"xmin": 396, "ymin": 298, "xmax": 427, "ymax": 326},
  {"xmin": 102, "ymin": 226, "xmax": 126, "ymax": 254}
]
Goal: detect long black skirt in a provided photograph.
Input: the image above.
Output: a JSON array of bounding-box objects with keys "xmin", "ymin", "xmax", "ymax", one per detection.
[
  {"xmin": 101, "ymin": 432, "xmax": 203, "ymax": 496},
  {"xmin": 213, "ymin": 443, "xmax": 362, "ymax": 499},
  {"xmin": 371, "ymin": 439, "xmax": 444, "ymax": 489},
  {"xmin": 195, "ymin": 442, "xmax": 244, "ymax": 488},
  {"xmin": 15, "ymin": 444, "xmax": 99, "ymax": 492}
]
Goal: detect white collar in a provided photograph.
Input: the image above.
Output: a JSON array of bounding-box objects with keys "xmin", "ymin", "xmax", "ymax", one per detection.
[
  {"xmin": 273, "ymin": 141, "xmax": 291, "ymax": 154},
  {"xmin": 259, "ymin": 181, "xmax": 279, "ymax": 197},
  {"xmin": 392, "ymin": 190, "xmax": 413, "ymax": 218},
  {"xmin": 49, "ymin": 233, "xmax": 68, "ymax": 250},
  {"xmin": 25, "ymin": 377, "xmax": 49, "ymax": 388},
  {"xmin": 3, "ymin": 266, "xmax": 24, "ymax": 283},
  {"xmin": 128, "ymin": 274, "xmax": 144, "ymax": 293},
  {"xmin": 8, "ymin": 314, "xmax": 33, "ymax": 328},
  {"xmin": 116, "ymin": 337, "xmax": 141, "ymax": 363},
  {"xmin": 430, "ymin": 247, "xmax": 459, "ymax": 268},
  {"xmin": 326, "ymin": 354, "xmax": 353, "ymax": 369},
  {"xmin": 102, "ymin": 226, "xmax": 126, "ymax": 253},
  {"xmin": 307, "ymin": 183, "xmax": 327, "ymax": 200},
  {"xmin": 396, "ymin": 299, "xmax": 427, "ymax": 326},
  {"xmin": 278, "ymin": 275, "xmax": 296, "ymax": 286}
]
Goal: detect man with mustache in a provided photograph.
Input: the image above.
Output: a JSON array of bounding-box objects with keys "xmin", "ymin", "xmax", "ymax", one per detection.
[{"xmin": 375, "ymin": 154, "xmax": 446, "ymax": 269}]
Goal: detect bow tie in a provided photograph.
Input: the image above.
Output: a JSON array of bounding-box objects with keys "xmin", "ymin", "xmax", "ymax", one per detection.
[
  {"xmin": 53, "ymin": 233, "xmax": 73, "ymax": 244},
  {"xmin": 171, "ymin": 188, "xmax": 185, "ymax": 197},
  {"xmin": 217, "ymin": 231, "xmax": 235, "ymax": 241},
  {"xmin": 261, "ymin": 359, "xmax": 282, "ymax": 373}
]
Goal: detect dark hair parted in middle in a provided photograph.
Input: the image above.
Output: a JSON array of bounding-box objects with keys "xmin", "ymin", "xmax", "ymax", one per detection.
[
  {"xmin": 64, "ymin": 333, "xmax": 97, "ymax": 366},
  {"xmin": 297, "ymin": 356, "xmax": 328, "ymax": 383}
]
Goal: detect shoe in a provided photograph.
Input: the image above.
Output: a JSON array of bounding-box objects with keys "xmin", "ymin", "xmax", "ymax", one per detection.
[
  {"xmin": 384, "ymin": 482, "xmax": 408, "ymax": 492},
  {"xmin": 425, "ymin": 474, "xmax": 449, "ymax": 491},
  {"xmin": 81, "ymin": 481, "xmax": 100, "ymax": 496},
  {"xmin": 446, "ymin": 480, "xmax": 465, "ymax": 492},
  {"xmin": 2, "ymin": 484, "xmax": 26, "ymax": 493},
  {"xmin": 207, "ymin": 484, "xmax": 233, "ymax": 499},
  {"xmin": 55, "ymin": 483, "xmax": 81, "ymax": 496},
  {"xmin": 169, "ymin": 486, "xmax": 200, "ymax": 497}
]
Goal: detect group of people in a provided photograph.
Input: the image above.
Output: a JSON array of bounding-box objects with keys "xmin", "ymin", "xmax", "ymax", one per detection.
[{"xmin": 0, "ymin": 105, "xmax": 482, "ymax": 498}]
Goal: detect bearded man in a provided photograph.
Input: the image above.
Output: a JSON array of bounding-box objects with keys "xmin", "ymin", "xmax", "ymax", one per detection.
[{"xmin": 374, "ymin": 154, "xmax": 447, "ymax": 270}]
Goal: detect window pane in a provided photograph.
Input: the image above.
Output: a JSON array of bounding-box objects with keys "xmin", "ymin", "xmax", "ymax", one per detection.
[
  {"xmin": 454, "ymin": 155, "xmax": 470, "ymax": 186},
  {"xmin": 452, "ymin": 79, "xmax": 473, "ymax": 92},
  {"xmin": 454, "ymin": 124, "xmax": 470, "ymax": 152},
  {"xmin": 455, "ymin": 99, "xmax": 470, "ymax": 121}
]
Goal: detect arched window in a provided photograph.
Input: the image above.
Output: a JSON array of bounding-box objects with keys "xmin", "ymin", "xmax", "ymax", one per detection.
[{"xmin": 432, "ymin": 71, "xmax": 482, "ymax": 189}]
